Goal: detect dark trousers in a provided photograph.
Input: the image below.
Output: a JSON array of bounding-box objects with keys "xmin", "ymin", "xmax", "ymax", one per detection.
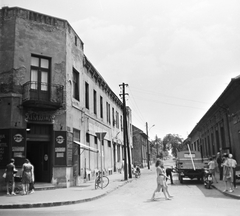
[
  {"xmin": 233, "ymin": 168, "xmax": 236, "ymax": 188},
  {"xmin": 218, "ymin": 165, "xmax": 223, "ymax": 180},
  {"xmin": 166, "ymin": 169, "xmax": 173, "ymax": 184}
]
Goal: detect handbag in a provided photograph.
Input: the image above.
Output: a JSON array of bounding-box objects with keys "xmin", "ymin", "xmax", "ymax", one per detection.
[{"xmin": 2, "ymin": 173, "xmax": 6, "ymax": 178}]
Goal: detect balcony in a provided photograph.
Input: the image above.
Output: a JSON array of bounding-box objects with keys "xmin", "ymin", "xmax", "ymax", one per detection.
[{"xmin": 22, "ymin": 81, "xmax": 64, "ymax": 110}]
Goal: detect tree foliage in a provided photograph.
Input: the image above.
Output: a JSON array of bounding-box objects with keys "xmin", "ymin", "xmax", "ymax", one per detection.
[
  {"xmin": 162, "ymin": 134, "xmax": 184, "ymax": 157},
  {"xmin": 151, "ymin": 135, "xmax": 162, "ymax": 158}
]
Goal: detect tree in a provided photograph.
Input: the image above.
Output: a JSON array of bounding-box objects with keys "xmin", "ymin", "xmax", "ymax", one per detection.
[
  {"xmin": 151, "ymin": 135, "xmax": 162, "ymax": 158},
  {"xmin": 162, "ymin": 134, "xmax": 184, "ymax": 158}
]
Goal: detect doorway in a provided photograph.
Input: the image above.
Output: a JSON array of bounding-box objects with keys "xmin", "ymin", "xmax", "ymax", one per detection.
[
  {"xmin": 27, "ymin": 141, "xmax": 50, "ymax": 182},
  {"xmin": 26, "ymin": 123, "xmax": 52, "ymax": 182}
]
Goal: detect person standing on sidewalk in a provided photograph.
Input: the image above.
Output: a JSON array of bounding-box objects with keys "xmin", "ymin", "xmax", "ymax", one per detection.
[
  {"xmin": 21, "ymin": 159, "xmax": 34, "ymax": 195},
  {"xmin": 5, "ymin": 158, "xmax": 17, "ymax": 195},
  {"xmin": 217, "ymin": 152, "xmax": 223, "ymax": 180},
  {"xmin": 222, "ymin": 153, "xmax": 234, "ymax": 193},
  {"xmin": 29, "ymin": 160, "xmax": 35, "ymax": 194},
  {"xmin": 228, "ymin": 154, "xmax": 237, "ymax": 188},
  {"xmin": 208, "ymin": 157, "xmax": 218, "ymax": 183}
]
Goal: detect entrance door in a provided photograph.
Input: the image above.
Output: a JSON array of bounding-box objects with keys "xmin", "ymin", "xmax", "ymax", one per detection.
[{"xmin": 27, "ymin": 141, "xmax": 50, "ymax": 182}]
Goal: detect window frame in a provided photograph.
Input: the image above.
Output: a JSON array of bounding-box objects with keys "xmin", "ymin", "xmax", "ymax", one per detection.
[{"xmin": 73, "ymin": 68, "xmax": 80, "ymax": 101}]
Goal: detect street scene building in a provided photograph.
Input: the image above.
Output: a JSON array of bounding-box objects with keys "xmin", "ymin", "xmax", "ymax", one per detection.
[
  {"xmin": 188, "ymin": 75, "xmax": 240, "ymax": 170},
  {"xmin": 132, "ymin": 125, "xmax": 148, "ymax": 168},
  {"xmin": 0, "ymin": 6, "xmax": 132, "ymax": 190}
]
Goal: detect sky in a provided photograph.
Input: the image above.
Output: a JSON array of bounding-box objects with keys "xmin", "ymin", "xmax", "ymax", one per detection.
[{"xmin": 1, "ymin": 0, "xmax": 240, "ymax": 140}]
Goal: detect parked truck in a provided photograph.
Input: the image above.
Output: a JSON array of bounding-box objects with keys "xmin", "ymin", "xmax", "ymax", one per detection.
[{"xmin": 176, "ymin": 150, "xmax": 208, "ymax": 183}]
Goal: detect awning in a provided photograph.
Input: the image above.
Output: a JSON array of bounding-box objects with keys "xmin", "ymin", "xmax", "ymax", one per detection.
[{"xmin": 74, "ymin": 141, "xmax": 99, "ymax": 153}]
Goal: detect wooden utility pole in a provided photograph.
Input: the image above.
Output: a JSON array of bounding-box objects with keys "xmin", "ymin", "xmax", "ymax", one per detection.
[
  {"xmin": 119, "ymin": 83, "xmax": 132, "ymax": 179},
  {"xmin": 146, "ymin": 122, "xmax": 150, "ymax": 169}
]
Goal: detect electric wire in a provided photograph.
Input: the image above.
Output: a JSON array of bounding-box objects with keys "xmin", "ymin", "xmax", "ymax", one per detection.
[{"xmin": 130, "ymin": 86, "xmax": 210, "ymax": 105}]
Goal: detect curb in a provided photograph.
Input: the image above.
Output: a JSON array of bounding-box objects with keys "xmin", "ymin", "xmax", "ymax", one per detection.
[
  {"xmin": 0, "ymin": 179, "xmax": 133, "ymax": 209},
  {"xmin": 212, "ymin": 185, "xmax": 240, "ymax": 200}
]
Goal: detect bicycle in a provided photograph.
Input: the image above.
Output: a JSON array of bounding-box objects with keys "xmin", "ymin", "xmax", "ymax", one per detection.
[{"xmin": 95, "ymin": 171, "xmax": 109, "ymax": 189}]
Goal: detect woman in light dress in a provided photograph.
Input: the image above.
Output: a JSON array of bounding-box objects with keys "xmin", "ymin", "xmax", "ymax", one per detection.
[
  {"xmin": 21, "ymin": 159, "xmax": 34, "ymax": 195},
  {"xmin": 151, "ymin": 159, "xmax": 173, "ymax": 200}
]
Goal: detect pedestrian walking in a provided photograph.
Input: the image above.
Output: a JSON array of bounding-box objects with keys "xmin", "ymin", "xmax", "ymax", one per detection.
[
  {"xmin": 5, "ymin": 158, "xmax": 17, "ymax": 195},
  {"xmin": 217, "ymin": 152, "xmax": 223, "ymax": 180},
  {"xmin": 208, "ymin": 157, "xmax": 218, "ymax": 183},
  {"xmin": 21, "ymin": 159, "xmax": 34, "ymax": 195},
  {"xmin": 166, "ymin": 166, "xmax": 174, "ymax": 185},
  {"xmin": 151, "ymin": 159, "xmax": 172, "ymax": 201},
  {"xmin": 228, "ymin": 154, "xmax": 237, "ymax": 188}
]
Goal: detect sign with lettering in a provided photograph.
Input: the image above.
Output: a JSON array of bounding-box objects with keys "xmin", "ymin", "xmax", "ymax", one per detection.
[
  {"xmin": 0, "ymin": 129, "xmax": 10, "ymax": 168},
  {"xmin": 54, "ymin": 131, "xmax": 67, "ymax": 166},
  {"xmin": 25, "ymin": 112, "xmax": 55, "ymax": 123},
  {"xmin": 11, "ymin": 129, "xmax": 26, "ymax": 166}
]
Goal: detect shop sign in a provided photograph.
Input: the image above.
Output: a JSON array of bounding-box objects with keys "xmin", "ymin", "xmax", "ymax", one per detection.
[
  {"xmin": 25, "ymin": 112, "xmax": 55, "ymax": 123},
  {"xmin": 11, "ymin": 129, "xmax": 26, "ymax": 166},
  {"xmin": 56, "ymin": 136, "xmax": 64, "ymax": 144},
  {"xmin": 54, "ymin": 131, "xmax": 66, "ymax": 166},
  {"xmin": 13, "ymin": 134, "xmax": 24, "ymax": 143}
]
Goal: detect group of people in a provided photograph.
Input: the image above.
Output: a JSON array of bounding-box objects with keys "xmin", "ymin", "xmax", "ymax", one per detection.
[
  {"xmin": 207, "ymin": 152, "xmax": 237, "ymax": 192},
  {"xmin": 151, "ymin": 159, "xmax": 173, "ymax": 201},
  {"xmin": 217, "ymin": 152, "xmax": 237, "ymax": 192},
  {"xmin": 4, "ymin": 158, "xmax": 35, "ymax": 195}
]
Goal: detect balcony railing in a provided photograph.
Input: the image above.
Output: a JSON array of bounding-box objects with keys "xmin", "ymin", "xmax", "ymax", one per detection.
[{"xmin": 22, "ymin": 81, "xmax": 64, "ymax": 109}]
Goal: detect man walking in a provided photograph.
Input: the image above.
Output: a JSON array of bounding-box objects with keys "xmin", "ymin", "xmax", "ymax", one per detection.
[
  {"xmin": 166, "ymin": 166, "xmax": 174, "ymax": 185},
  {"xmin": 217, "ymin": 152, "xmax": 223, "ymax": 180}
]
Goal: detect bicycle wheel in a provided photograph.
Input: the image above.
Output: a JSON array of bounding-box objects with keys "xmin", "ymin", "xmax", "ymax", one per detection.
[{"xmin": 100, "ymin": 176, "xmax": 109, "ymax": 189}]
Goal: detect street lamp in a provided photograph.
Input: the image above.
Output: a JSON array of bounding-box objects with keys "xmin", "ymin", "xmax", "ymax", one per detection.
[{"xmin": 146, "ymin": 123, "xmax": 155, "ymax": 169}]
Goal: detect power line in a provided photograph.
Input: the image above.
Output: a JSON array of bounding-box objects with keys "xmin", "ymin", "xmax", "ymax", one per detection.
[
  {"xmin": 128, "ymin": 87, "xmax": 146, "ymax": 124},
  {"xmin": 130, "ymin": 86, "xmax": 210, "ymax": 105},
  {"xmin": 132, "ymin": 94, "xmax": 207, "ymax": 110}
]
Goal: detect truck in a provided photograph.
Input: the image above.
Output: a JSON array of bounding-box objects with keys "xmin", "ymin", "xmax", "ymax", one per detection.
[{"xmin": 176, "ymin": 150, "xmax": 208, "ymax": 183}]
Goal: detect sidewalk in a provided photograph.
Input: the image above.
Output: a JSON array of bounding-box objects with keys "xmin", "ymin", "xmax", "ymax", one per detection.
[
  {"xmin": 211, "ymin": 171, "xmax": 240, "ymax": 199},
  {"xmin": 0, "ymin": 172, "xmax": 134, "ymax": 209}
]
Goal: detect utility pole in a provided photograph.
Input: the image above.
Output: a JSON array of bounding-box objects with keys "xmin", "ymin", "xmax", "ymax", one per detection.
[
  {"xmin": 146, "ymin": 122, "xmax": 150, "ymax": 169},
  {"xmin": 119, "ymin": 83, "xmax": 132, "ymax": 179},
  {"xmin": 146, "ymin": 123, "xmax": 155, "ymax": 169}
]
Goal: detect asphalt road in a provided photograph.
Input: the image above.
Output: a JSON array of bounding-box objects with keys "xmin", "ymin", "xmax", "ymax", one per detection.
[{"xmin": 1, "ymin": 158, "xmax": 239, "ymax": 216}]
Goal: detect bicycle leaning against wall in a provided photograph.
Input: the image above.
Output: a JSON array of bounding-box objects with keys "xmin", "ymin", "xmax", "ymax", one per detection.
[{"xmin": 95, "ymin": 171, "xmax": 109, "ymax": 189}]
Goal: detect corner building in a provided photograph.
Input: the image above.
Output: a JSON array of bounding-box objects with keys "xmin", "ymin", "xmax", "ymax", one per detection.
[{"xmin": 0, "ymin": 7, "xmax": 132, "ymax": 189}]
